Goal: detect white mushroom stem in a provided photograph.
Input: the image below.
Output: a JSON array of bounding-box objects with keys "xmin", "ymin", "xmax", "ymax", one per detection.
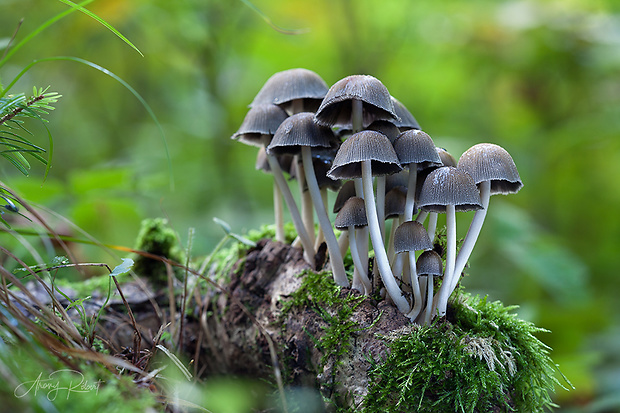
[
  {"xmin": 338, "ymin": 230, "xmax": 349, "ymax": 259},
  {"xmin": 274, "ymin": 184, "xmax": 285, "ymax": 242},
  {"xmin": 376, "ymin": 175, "xmax": 386, "ymax": 241},
  {"xmin": 387, "ymin": 219, "xmax": 398, "ymax": 265},
  {"xmin": 362, "ymin": 160, "xmax": 409, "ymax": 313},
  {"xmin": 423, "ymin": 275, "xmax": 434, "ymax": 325},
  {"xmin": 406, "ymin": 251, "xmax": 423, "ymax": 321},
  {"xmin": 415, "ymin": 210, "xmax": 428, "ymax": 224},
  {"xmin": 265, "ymin": 148, "xmax": 315, "ymax": 267},
  {"xmin": 427, "ymin": 212, "xmax": 438, "ymax": 242},
  {"xmin": 296, "ymin": 160, "xmax": 315, "ymax": 243},
  {"xmin": 451, "ymin": 180, "xmax": 491, "ymax": 291},
  {"xmin": 348, "ymin": 226, "xmax": 371, "ymax": 294},
  {"xmin": 302, "ymin": 146, "xmax": 349, "ymax": 287},
  {"xmin": 434, "ymin": 204, "xmax": 456, "ymax": 316},
  {"xmin": 404, "ymin": 163, "xmax": 418, "ymax": 221}
]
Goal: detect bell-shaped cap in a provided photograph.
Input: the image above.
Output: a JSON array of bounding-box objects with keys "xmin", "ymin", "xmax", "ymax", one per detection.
[
  {"xmin": 393, "ymin": 130, "xmax": 442, "ymax": 170},
  {"xmin": 232, "ymin": 104, "xmax": 289, "ymax": 147},
  {"xmin": 394, "ymin": 221, "xmax": 433, "ymax": 253},
  {"xmin": 267, "ymin": 112, "xmax": 337, "ymax": 156},
  {"xmin": 437, "ymin": 147, "xmax": 457, "ymax": 167},
  {"xmin": 250, "ymin": 68, "xmax": 329, "ymax": 113},
  {"xmin": 327, "ymin": 130, "xmax": 402, "ymax": 179},
  {"xmin": 457, "ymin": 143, "xmax": 523, "ymax": 195},
  {"xmin": 255, "ymin": 147, "xmax": 294, "ymax": 175},
  {"xmin": 418, "ymin": 167, "xmax": 483, "ymax": 213},
  {"xmin": 416, "ymin": 250, "xmax": 443, "ymax": 277},
  {"xmin": 315, "ymin": 75, "xmax": 398, "ymax": 128},
  {"xmin": 334, "ymin": 197, "xmax": 367, "ymax": 229},
  {"xmin": 333, "ymin": 180, "xmax": 357, "ymax": 213},
  {"xmin": 385, "ymin": 187, "xmax": 407, "ymax": 219},
  {"xmin": 386, "ymin": 170, "xmax": 409, "ymax": 192},
  {"xmin": 367, "ymin": 120, "xmax": 401, "ymax": 143},
  {"xmin": 391, "ymin": 97, "xmax": 421, "ymax": 131}
]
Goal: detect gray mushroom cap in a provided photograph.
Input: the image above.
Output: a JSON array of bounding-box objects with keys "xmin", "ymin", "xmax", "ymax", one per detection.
[
  {"xmin": 315, "ymin": 75, "xmax": 398, "ymax": 128},
  {"xmin": 334, "ymin": 197, "xmax": 367, "ymax": 229},
  {"xmin": 232, "ymin": 104, "xmax": 289, "ymax": 147},
  {"xmin": 367, "ymin": 120, "xmax": 401, "ymax": 143},
  {"xmin": 417, "ymin": 166, "xmax": 483, "ymax": 213},
  {"xmin": 391, "ymin": 96, "xmax": 421, "ymax": 131},
  {"xmin": 267, "ymin": 112, "xmax": 337, "ymax": 156},
  {"xmin": 255, "ymin": 147, "xmax": 294, "ymax": 175},
  {"xmin": 457, "ymin": 143, "xmax": 523, "ymax": 195},
  {"xmin": 394, "ymin": 221, "xmax": 432, "ymax": 253},
  {"xmin": 327, "ymin": 130, "xmax": 403, "ymax": 180},
  {"xmin": 393, "ymin": 130, "xmax": 442, "ymax": 170},
  {"xmin": 250, "ymin": 68, "xmax": 329, "ymax": 113},
  {"xmin": 385, "ymin": 187, "xmax": 407, "ymax": 219},
  {"xmin": 416, "ymin": 250, "xmax": 443, "ymax": 277},
  {"xmin": 437, "ymin": 147, "xmax": 457, "ymax": 167},
  {"xmin": 333, "ymin": 180, "xmax": 357, "ymax": 213}
]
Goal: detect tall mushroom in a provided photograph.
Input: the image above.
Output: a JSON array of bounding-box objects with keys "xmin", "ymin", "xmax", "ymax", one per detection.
[
  {"xmin": 417, "ymin": 166, "xmax": 482, "ymax": 317},
  {"xmin": 267, "ymin": 113, "xmax": 348, "ymax": 287},
  {"xmin": 327, "ymin": 130, "xmax": 409, "ymax": 313},
  {"xmin": 451, "ymin": 143, "xmax": 523, "ymax": 291},
  {"xmin": 334, "ymin": 196, "xmax": 370, "ymax": 293}
]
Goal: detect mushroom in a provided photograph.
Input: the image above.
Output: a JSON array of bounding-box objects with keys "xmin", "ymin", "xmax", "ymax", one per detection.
[
  {"xmin": 393, "ymin": 221, "xmax": 433, "ymax": 321},
  {"xmin": 327, "ymin": 130, "xmax": 409, "ymax": 313},
  {"xmin": 391, "ymin": 96, "xmax": 421, "ymax": 132},
  {"xmin": 334, "ymin": 197, "xmax": 371, "ymax": 293},
  {"xmin": 384, "ymin": 186, "xmax": 407, "ymax": 262},
  {"xmin": 392, "ymin": 130, "xmax": 442, "ymax": 222},
  {"xmin": 268, "ymin": 113, "xmax": 348, "ymax": 287},
  {"xmin": 451, "ymin": 143, "xmax": 523, "ymax": 291},
  {"xmin": 231, "ymin": 104, "xmax": 290, "ymax": 243},
  {"xmin": 416, "ymin": 250, "xmax": 443, "ymax": 325},
  {"xmin": 417, "ymin": 166, "xmax": 482, "ymax": 317}
]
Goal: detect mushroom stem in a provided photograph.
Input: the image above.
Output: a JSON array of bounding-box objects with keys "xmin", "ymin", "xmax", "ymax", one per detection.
[
  {"xmin": 273, "ymin": 184, "xmax": 285, "ymax": 242},
  {"xmin": 427, "ymin": 212, "xmax": 438, "ymax": 242},
  {"xmin": 348, "ymin": 226, "xmax": 371, "ymax": 294},
  {"xmin": 376, "ymin": 175, "xmax": 386, "ymax": 242},
  {"xmin": 415, "ymin": 210, "xmax": 428, "ymax": 224},
  {"xmin": 434, "ymin": 204, "xmax": 456, "ymax": 316},
  {"xmin": 451, "ymin": 180, "xmax": 491, "ymax": 291},
  {"xmin": 302, "ymin": 146, "xmax": 349, "ymax": 287},
  {"xmin": 406, "ymin": 251, "xmax": 423, "ymax": 321},
  {"xmin": 404, "ymin": 163, "xmax": 418, "ymax": 221},
  {"xmin": 265, "ymin": 148, "xmax": 316, "ymax": 267},
  {"xmin": 296, "ymin": 160, "xmax": 315, "ymax": 243},
  {"xmin": 361, "ymin": 160, "xmax": 409, "ymax": 313},
  {"xmin": 423, "ymin": 275, "xmax": 434, "ymax": 325}
]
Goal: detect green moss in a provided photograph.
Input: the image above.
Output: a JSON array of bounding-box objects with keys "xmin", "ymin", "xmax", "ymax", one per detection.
[{"xmin": 364, "ymin": 292, "xmax": 569, "ymax": 412}]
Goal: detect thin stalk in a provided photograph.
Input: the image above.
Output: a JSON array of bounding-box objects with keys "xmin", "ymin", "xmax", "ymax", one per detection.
[
  {"xmin": 404, "ymin": 163, "xmax": 418, "ymax": 221},
  {"xmin": 274, "ymin": 184, "xmax": 285, "ymax": 242},
  {"xmin": 423, "ymin": 276, "xmax": 434, "ymax": 325},
  {"xmin": 434, "ymin": 205, "xmax": 456, "ymax": 316},
  {"xmin": 362, "ymin": 160, "xmax": 409, "ymax": 313},
  {"xmin": 406, "ymin": 251, "xmax": 423, "ymax": 321},
  {"xmin": 348, "ymin": 227, "xmax": 371, "ymax": 294},
  {"xmin": 427, "ymin": 212, "xmax": 438, "ymax": 242}
]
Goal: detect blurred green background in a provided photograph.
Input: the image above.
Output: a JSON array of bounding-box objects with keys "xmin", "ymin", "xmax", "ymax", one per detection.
[{"xmin": 1, "ymin": 0, "xmax": 619, "ymax": 410}]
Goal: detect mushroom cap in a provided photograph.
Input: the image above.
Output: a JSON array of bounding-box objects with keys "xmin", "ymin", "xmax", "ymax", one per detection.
[
  {"xmin": 334, "ymin": 197, "xmax": 367, "ymax": 229},
  {"xmin": 386, "ymin": 170, "xmax": 409, "ymax": 192},
  {"xmin": 333, "ymin": 180, "xmax": 357, "ymax": 213},
  {"xmin": 232, "ymin": 104, "xmax": 289, "ymax": 147},
  {"xmin": 437, "ymin": 147, "xmax": 457, "ymax": 167},
  {"xmin": 267, "ymin": 112, "xmax": 338, "ymax": 156},
  {"xmin": 416, "ymin": 250, "xmax": 443, "ymax": 277},
  {"xmin": 385, "ymin": 187, "xmax": 407, "ymax": 219},
  {"xmin": 394, "ymin": 221, "xmax": 433, "ymax": 253},
  {"xmin": 327, "ymin": 130, "xmax": 403, "ymax": 180},
  {"xmin": 255, "ymin": 147, "xmax": 294, "ymax": 175},
  {"xmin": 367, "ymin": 120, "xmax": 401, "ymax": 143},
  {"xmin": 393, "ymin": 130, "xmax": 442, "ymax": 170},
  {"xmin": 250, "ymin": 68, "xmax": 329, "ymax": 113},
  {"xmin": 417, "ymin": 166, "xmax": 483, "ymax": 213},
  {"xmin": 457, "ymin": 143, "xmax": 523, "ymax": 195},
  {"xmin": 391, "ymin": 96, "xmax": 421, "ymax": 131},
  {"xmin": 315, "ymin": 75, "xmax": 398, "ymax": 128}
]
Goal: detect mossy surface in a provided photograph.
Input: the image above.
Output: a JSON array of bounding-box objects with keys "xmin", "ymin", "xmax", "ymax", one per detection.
[{"xmin": 365, "ymin": 293, "xmax": 569, "ymax": 412}]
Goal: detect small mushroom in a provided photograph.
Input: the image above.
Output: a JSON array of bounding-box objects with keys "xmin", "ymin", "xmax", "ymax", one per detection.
[
  {"xmin": 391, "ymin": 96, "xmax": 421, "ymax": 132},
  {"xmin": 451, "ymin": 143, "xmax": 523, "ymax": 291},
  {"xmin": 268, "ymin": 113, "xmax": 348, "ymax": 287},
  {"xmin": 416, "ymin": 250, "xmax": 443, "ymax": 325},
  {"xmin": 334, "ymin": 197, "xmax": 371, "ymax": 294},
  {"xmin": 417, "ymin": 166, "xmax": 482, "ymax": 317},
  {"xmin": 393, "ymin": 221, "xmax": 433, "ymax": 321}
]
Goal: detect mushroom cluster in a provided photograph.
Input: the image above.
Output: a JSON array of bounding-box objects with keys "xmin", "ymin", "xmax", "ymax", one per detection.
[{"xmin": 232, "ymin": 69, "xmax": 522, "ymax": 324}]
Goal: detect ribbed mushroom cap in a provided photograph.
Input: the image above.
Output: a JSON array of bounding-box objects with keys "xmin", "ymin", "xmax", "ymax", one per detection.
[
  {"xmin": 386, "ymin": 170, "xmax": 409, "ymax": 192},
  {"xmin": 417, "ymin": 167, "xmax": 483, "ymax": 213},
  {"xmin": 250, "ymin": 68, "xmax": 329, "ymax": 113},
  {"xmin": 394, "ymin": 221, "xmax": 433, "ymax": 253},
  {"xmin": 267, "ymin": 112, "xmax": 337, "ymax": 156},
  {"xmin": 393, "ymin": 130, "xmax": 442, "ymax": 170},
  {"xmin": 367, "ymin": 120, "xmax": 401, "ymax": 143},
  {"xmin": 255, "ymin": 147, "xmax": 294, "ymax": 175},
  {"xmin": 457, "ymin": 143, "xmax": 523, "ymax": 195},
  {"xmin": 327, "ymin": 130, "xmax": 402, "ymax": 179},
  {"xmin": 391, "ymin": 96, "xmax": 421, "ymax": 131},
  {"xmin": 416, "ymin": 250, "xmax": 443, "ymax": 277},
  {"xmin": 333, "ymin": 180, "xmax": 357, "ymax": 213},
  {"xmin": 305, "ymin": 148, "xmax": 342, "ymax": 192},
  {"xmin": 437, "ymin": 147, "xmax": 457, "ymax": 167},
  {"xmin": 385, "ymin": 187, "xmax": 407, "ymax": 219},
  {"xmin": 315, "ymin": 75, "xmax": 398, "ymax": 128},
  {"xmin": 232, "ymin": 104, "xmax": 289, "ymax": 147},
  {"xmin": 334, "ymin": 197, "xmax": 367, "ymax": 229}
]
